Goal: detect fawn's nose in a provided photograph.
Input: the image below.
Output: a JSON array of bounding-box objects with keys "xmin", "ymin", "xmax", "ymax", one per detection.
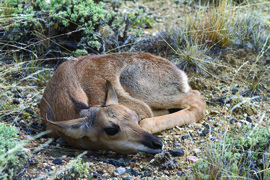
[
  {"xmin": 142, "ymin": 132, "xmax": 163, "ymax": 150},
  {"xmin": 151, "ymin": 139, "xmax": 163, "ymax": 149}
]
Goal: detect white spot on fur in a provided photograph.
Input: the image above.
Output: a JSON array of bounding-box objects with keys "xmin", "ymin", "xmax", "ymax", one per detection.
[{"xmin": 180, "ymin": 71, "xmax": 190, "ymax": 93}]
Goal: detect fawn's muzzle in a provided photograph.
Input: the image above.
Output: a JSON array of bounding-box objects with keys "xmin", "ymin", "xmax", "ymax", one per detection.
[{"xmin": 141, "ymin": 132, "xmax": 163, "ymax": 150}]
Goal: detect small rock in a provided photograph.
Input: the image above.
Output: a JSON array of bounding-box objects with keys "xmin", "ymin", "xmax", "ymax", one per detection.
[
  {"xmin": 231, "ymin": 88, "xmax": 239, "ymax": 95},
  {"xmin": 181, "ymin": 135, "xmax": 189, "ymax": 140},
  {"xmin": 45, "ymin": 166, "xmax": 51, "ymax": 170},
  {"xmin": 126, "ymin": 168, "xmax": 138, "ymax": 176},
  {"xmin": 187, "ymin": 156, "xmax": 199, "ymax": 163},
  {"xmin": 22, "ymin": 128, "xmax": 36, "ymax": 135},
  {"xmin": 246, "ymin": 116, "xmax": 252, "ymax": 123},
  {"xmin": 24, "ymin": 108, "xmax": 35, "ymax": 114},
  {"xmin": 19, "ymin": 104, "xmax": 25, "ymax": 109},
  {"xmin": 168, "ymin": 148, "xmax": 184, "ymax": 157},
  {"xmin": 130, "ymin": 169, "xmax": 138, "ymax": 176},
  {"xmin": 29, "ymin": 158, "xmax": 37, "ymax": 164},
  {"xmin": 173, "ymin": 142, "xmax": 181, "ymax": 147},
  {"xmin": 31, "ymin": 124, "xmax": 43, "ymax": 130},
  {"xmin": 139, "ymin": 5, "xmax": 145, "ymax": 10},
  {"xmin": 193, "ymin": 148, "xmax": 201, "ymax": 153},
  {"xmin": 14, "ymin": 122, "xmax": 21, "ymax": 127},
  {"xmin": 220, "ymin": 98, "xmax": 226, "ymax": 105},
  {"xmin": 14, "ymin": 94, "xmax": 22, "ymax": 98},
  {"xmin": 207, "ymin": 117, "xmax": 214, "ymax": 121},
  {"xmin": 164, "ymin": 170, "xmax": 170, "ymax": 175},
  {"xmin": 175, "ymin": 0, "xmax": 180, "ymax": 5},
  {"xmin": 116, "ymin": 167, "xmax": 126, "ymax": 175},
  {"xmin": 93, "ymin": 173, "xmax": 101, "ymax": 178},
  {"xmin": 202, "ymin": 123, "xmax": 210, "ymax": 129},
  {"xmin": 230, "ymin": 118, "xmax": 237, "ymax": 124},
  {"xmin": 122, "ymin": 177, "xmax": 132, "ymax": 180},
  {"xmin": 213, "ymin": 123, "xmax": 219, "ymax": 127},
  {"xmin": 210, "ymin": 135, "xmax": 216, "ymax": 141},
  {"xmin": 177, "ymin": 172, "xmax": 184, "ymax": 176},
  {"xmin": 236, "ymin": 122, "xmax": 242, "ymax": 128},
  {"xmin": 105, "ymin": 158, "xmax": 127, "ymax": 167},
  {"xmin": 13, "ymin": 99, "xmax": 20, "ymax": 104},
  {"xmin": 143, "ymin": 172, "xmax": 152, "ymax": 177},
  {"xmin": 52, "ymin": 159, "xmax": 62, "ymax": 165}
]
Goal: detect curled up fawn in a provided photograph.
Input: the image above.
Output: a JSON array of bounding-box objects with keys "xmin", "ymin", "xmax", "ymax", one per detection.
[{"xmin": 40, "ymin": 52, "xmax": 206, "ymax": 154}]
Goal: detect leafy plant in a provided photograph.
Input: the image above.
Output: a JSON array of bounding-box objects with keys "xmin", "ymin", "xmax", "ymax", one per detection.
[
  {"xmin": 0, "ymin": 123, "xmax": 26, "ymax": 179},
  {"xmin": 192, "ymin": 125, "xmax": 270, "ymax": 179}
]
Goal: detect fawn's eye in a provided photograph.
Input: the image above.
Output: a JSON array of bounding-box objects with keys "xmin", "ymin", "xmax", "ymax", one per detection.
[{"xmin": 104, "ymin": 126, "xmax": 120, "ymax": 136}]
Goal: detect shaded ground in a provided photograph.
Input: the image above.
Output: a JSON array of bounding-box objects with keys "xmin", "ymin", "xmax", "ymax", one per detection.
[{"xmin": 1, "ymin": 0, "xmax": 269, "ymax": 179}]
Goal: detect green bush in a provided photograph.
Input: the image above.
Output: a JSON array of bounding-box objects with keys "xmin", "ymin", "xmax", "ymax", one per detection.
[
  {"xmin": 1, "ymin": 0, "xmax": 150, "ymax": 60},
  {"xmin": 192, "ymin": 125, "xmax": 270, "ymax": 179},
  {"xmin": 0, "ymin": 123, "xmax": 26, "ymax": 179},
  {"xmin": 2, "ymin": 0, "xmax": 110, "ymax": 54}
]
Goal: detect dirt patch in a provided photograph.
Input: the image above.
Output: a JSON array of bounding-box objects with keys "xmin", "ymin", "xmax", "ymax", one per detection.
[{"xmin": 1, "ymin": 0, "xmax": 269, "ymax": 179}]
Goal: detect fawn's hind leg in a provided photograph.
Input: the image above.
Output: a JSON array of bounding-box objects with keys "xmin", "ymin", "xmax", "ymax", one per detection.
[{"xmin": 139, "ymin": 90, "xmax": 206, "ymax": 134}]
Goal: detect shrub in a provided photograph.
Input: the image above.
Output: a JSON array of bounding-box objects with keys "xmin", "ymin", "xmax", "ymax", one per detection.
[
  {"xmin": 192, "ymin": 125, "xmax": 270, "ymax": 179},
  {"xmin": 1, "ymin": 0, "xmax": 111, "ymax": 57},
  {"xmin": 0, "ymin": 123, "xmax": 26, "ymax": 179},
  {"xmin": 0, "ymin": 0, "xmax": 149, "ymax": 61}
]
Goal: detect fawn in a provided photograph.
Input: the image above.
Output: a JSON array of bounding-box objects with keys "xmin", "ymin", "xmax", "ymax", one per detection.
[{"xmin": 40, "ymin": 52, "xmax": 206, "ymax": 154}]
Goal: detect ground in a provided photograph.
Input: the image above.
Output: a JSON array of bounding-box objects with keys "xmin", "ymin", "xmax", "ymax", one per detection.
[{"xmin": 0, "ymin": 0, "xmax": 269, "ymax": 179}]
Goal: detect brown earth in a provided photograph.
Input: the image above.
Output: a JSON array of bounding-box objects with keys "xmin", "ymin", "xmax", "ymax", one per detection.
[{"xmin": 1, "ymin": 0, "xmax": 269, "ymax": 179}]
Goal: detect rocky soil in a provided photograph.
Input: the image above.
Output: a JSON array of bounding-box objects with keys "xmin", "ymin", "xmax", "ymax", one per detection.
[{"xmin": 1, "ymin": 0, "xmax": 269, "ymax": 179}]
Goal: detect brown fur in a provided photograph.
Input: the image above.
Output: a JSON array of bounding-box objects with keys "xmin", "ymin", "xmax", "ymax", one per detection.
[{"xmin": 40, "ymin": 52, "xmax": 206, "ymax": 154}]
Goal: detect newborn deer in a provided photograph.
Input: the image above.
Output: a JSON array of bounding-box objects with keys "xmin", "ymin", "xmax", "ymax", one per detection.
[{"xmin": 40, "ymin": 52, "xmax": 206, "ymax": 154}]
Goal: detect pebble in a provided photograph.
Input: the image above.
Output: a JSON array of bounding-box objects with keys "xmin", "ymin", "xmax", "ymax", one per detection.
[
  {"xmin": 45, "ymin": 166, "xmax": 51, "ymax": 170},
  {"xmin": 116, "ymin": 167, "xmax": 126, "ymax": 175},
  {"xmin": 236, "ymin": 122, "xmax": 242, "ymax": 128},
  {"xmin": 230, "ymin": 118, "xmax": 237, "ymax": 124},
  {"xmin": 126, "ymin": 168, "xmax": 138, "ymax": 176},
  {"xmin": 181, "ymin": 135, "xmax": 190, "ymax": 140},
  {"xmin": 177, "ymin": 172, "xmax": 184, "ymax": 176},
  {"xmin": 210, "ymin": 135, "xmax": 216, "ymax": 141},
  {"xmin": 246, "ymin": 116, "xmax": 252, "ymax": 123},
  {"xmin": 29, "ymin": 158, "xmax": 37, "ymax": 164},
  {"xmin": 164, "ymin": 170, "xmax": 169, "ymax": 175},
  {"xmin": 93, "ymin": 173, "xmax": 101, "ymax": 178},
  {"xmin": 193, "ymin": 148, "xmax": 201, "ymax": 153},
  {"xmin": 105, "ymin": 158, "xmax": 127, "ymax": 167},
  {"xmin": 31, "ymin": 124, "xmax": 43, "ymax": 130},
  {"xmin": 130, "ymin": 169, "xmax": 138, "ymax": 176},
  {"xmin": 168, "ymin": 148, "xmax": 184, "ymax": 156},
  {"xmin": 187, "ymin": 156, "xmax": 199, "ymax": 163},
  {"xmin": 143, "ymin": 172, "xmax": 152, "ymax": 177},
  {"xmin": 24, "ymin": 108, "xmax": 35, "ymax": 114},
  {"xmin": 22, "ymin": 128, "xmax": 36, "ymax": 135},
  {"xmin": 52, "ymin": 159, "xmax": 62, "ymax": 165},
  {"xmin": 13, "ymin": 99, "xmax": 20, "ymax": 104},
  {"xmin": 122, "ymin": 177, "xmax": 132, "ymax": 180},
  {"xmin": 173, "ymin": 142, "xmax": 181, "ymax": 147}
]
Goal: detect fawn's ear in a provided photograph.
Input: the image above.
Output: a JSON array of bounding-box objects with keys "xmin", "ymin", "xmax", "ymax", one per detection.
[
  {"xmin": 105, "ymin": 81, "xmax": 118, "ymax": 105},
  {"xmin": 47, "ymin": 117, "xmax": 91, "ymax": 139}
]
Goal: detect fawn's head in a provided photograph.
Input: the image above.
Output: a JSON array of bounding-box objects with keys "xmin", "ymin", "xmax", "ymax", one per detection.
[{"xmin": 48, "ymin": 82, "xmax": 162, "ymax": 154}]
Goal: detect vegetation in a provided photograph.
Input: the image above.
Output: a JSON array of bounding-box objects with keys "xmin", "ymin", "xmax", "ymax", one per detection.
[
  {"xmin": 0, "ymin": 123, "xmax": 26, "ymax": 180},
  {"xmin": 0, "ymin": 0, "xmax": 150, "ymax": 61},
  {"xmin": 192, "ymin": 125, "xmax": 270, "ymax": 179},
  {"xmin": 0, "ymin": 0, "xmax": 269, "ymax": 179}
]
